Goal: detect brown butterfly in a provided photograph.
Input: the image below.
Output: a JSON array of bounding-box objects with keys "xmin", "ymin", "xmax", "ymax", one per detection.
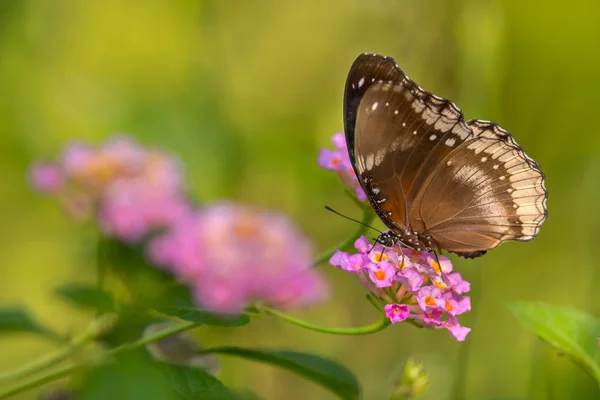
[{"xmin": 344, "ymin": 53, "xmax": 547, "ymax": 258}]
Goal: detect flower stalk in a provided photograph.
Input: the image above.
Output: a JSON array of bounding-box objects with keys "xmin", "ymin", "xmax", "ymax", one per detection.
[{"xmin": 260, "ymin": 305, "xmax": 391, "ymax": 335}]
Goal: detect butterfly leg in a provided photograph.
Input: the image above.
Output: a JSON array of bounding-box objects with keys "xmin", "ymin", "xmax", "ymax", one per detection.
[{"xmin": 431, "ymin": 248, "xmax": 452, "ymax": 286}]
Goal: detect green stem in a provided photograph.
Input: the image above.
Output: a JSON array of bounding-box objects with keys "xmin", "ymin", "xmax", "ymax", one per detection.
[
  {"xmin": 260, "ymin": 305, "xmax": 390, "ymax": 335},
  {"xmin": 0, "ymin": 315, "xmax": 115, "ymax": 385},
  {"xmin": 312, "ymin": 205, "xmax": 375, "ymax": 266},
  {"xmin": 0, "ymin": 320, "xmax": 201, "ymax": 399}
]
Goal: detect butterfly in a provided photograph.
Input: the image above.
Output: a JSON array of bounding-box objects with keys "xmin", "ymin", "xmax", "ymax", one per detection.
[{"xmin": 343, "ymin": 53, "xmax": 547, "ymax": 259}]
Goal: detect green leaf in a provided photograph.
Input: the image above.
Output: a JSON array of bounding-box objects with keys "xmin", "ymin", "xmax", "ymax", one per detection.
[
  {"xmin": 508, "ymin": 301, "xmax": 600, "ymax": 383},
  {"xmin": 155, "ymin": 285, "xmax": 250, "ymax": 327},
  {"xmin": 0, "ymin": 307, "xmax": 59, "ymax": 339},
  {"xmin": 167, "ymin": 366, "xmax": 238, "ymax": 400},
  {"xmin": 81, "ymin": 353, "xmax": 174, "ymax": 400},
  {"xmin": 205, "ymin": 347, "xmax": 360, "ymax": 400},
  {"xmin": 55, "ymin": 283, "xmax": 115, "ymax": 312}
]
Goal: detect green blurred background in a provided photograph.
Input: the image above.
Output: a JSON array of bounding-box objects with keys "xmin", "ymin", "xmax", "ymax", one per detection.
[{"xmin": 1, "ymin": 0, "xmax": 599, "ymax": 399}]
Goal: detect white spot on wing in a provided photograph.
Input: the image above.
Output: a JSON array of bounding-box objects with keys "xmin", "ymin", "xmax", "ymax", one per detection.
[
  {"xmin": 429, "ymin": 134, "xmax": 437, "ymax": 141},
  {"xmin": 366, "ymin": 154, "xmax": 374, "ymax": 170},
  {"xmin": 374, "ymin": 149, "xmax": 386, "ymax": 166},
  {"xmin": 358, "ymin": 77, "xmax": 365, "ymax": 88},
  {"xmin": 445, "ymin": 138, "xmax": 456, "ymax": 147},
  {"xmin": 371, "ymin": 102, "xmax": 378, "ymax": 111}
]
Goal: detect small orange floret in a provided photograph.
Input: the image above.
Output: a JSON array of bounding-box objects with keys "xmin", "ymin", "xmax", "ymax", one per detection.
[{"xmin": 430, "ymin": 261, "xmax": 441, "ymax": 274}]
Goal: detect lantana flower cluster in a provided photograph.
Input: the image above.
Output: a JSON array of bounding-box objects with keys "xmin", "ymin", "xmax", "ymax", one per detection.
[
  {"xmin": 148, "ymin": 203, "xmax": 328, "ymax": 314},
  {"xmin": 318, "ymin": 132, "xmax": 366, "ymax": 201},
  {"xmin": 330, "ymin": 237, "xmax": 471, "ymax": 341},
  {"xmin": 29, "ymin": 136, "xmax": 189, "ymax": 242},
  {"xmin": 30, "ymin": 136, "xmax": 327, "ymax": 316}
]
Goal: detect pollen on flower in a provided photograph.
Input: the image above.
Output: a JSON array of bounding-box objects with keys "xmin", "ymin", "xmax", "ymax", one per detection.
[
  {"xmin": 430, "ymin": 261, "xmax": 441, "ymax": 274},
  {"xmin": 446, "ymin": 302, "xmax": 455, "ymax": 312}
]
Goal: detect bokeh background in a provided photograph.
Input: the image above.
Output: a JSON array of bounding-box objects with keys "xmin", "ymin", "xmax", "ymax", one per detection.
[{"xmin": 1, "ymin": 0, "xmax": 599, "ymax": 399}]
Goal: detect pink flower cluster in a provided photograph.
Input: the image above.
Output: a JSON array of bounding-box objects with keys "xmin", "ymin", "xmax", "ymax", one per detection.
[
  {"xmin": 30, "ymin": 136, "xmax": 328, "ymax": 316},
  {"xmin": 318, "ymin": 133, "xmax": 366, "ymax": 201},
  {"xmin": 330, "ymin": 236, "xmax": 471, "ymax": 341},
  {"xmin": 29, "ymin": 136, "xmax": 189, "ymax": 242},
  {"xmin": 148, "ymin": 203, "xmax": 328, "ymax": 315}
]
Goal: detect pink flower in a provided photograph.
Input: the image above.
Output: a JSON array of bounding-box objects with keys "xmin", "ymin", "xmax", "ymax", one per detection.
[
  {"xmin": 445, "ymin": 315, "xmax": 471, "ymax": 342},
  {"xmin": 328, "ymin": 234, "xmax": 472, "ymax": 341},
  {"xmin": 149, "ymin": 203, "xmax": 328, "ymax": 315},
  {"xmin": 29, "ymin": 162, "xmax": 65, "ymax": 193},
  {"xmin": 397, "ymin": 268, "xmax": 423, "ymax": 292},
  {"xmin": 318, "ymin": 133, "xmax": 366, "ymax": 201},
  {"xmin": 416, "ymin": 286, "xmax": 445, "ymax": 311},
  {"xmin": 99, "ymin": 180, "xmax": 190, "ymax": 242},
  {"xmin": 29, "ymin": 135, "xmax": 189, "ymax": 242},
  {"xmin": 385, "ymin": 304, "xmax": 410, "ymax": 324},
  {"xmin": 446, "ymin": 272, "xmax": 471, "ymax": 294},
  {"xmin": 367, "ymin": 260, "xmax": 396, "ymax": 288},
  {"xmin": 425, "ymin": 254, "xmax": 453, "ymax": 274}
]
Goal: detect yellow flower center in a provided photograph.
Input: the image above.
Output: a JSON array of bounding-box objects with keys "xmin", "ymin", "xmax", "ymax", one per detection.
[
  {"xmin": 374, "ymin": 270, "xmax": 387, "ymax": 281},
  {"xmin": 430, "ymin": 260, "xmax": 441, "ymax": 274},
  {"xmin": 424, "ymin": 296, "xmax": 437, "ymax": 307},
  {"xmin": 373, "ymin": 253, "xmax": 388, "ymax": 262},
  {"xmin": 446, "ymin": 302, "xmax": 454, "ymax": 312},
  {"xmin": 434, "ymin": 280, "xmax": 447, "ymax": 290}
]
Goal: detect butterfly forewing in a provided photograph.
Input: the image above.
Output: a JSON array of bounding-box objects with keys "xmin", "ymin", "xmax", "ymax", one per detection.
[
  {"xmin": 345, "ymin": 53, "xmax": 548, "ymax": 256},
  {"xmin": 344, "ymin": 54, "xmax": 407, "ymax": 169}
]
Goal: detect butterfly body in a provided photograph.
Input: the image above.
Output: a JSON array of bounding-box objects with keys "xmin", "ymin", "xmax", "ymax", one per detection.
[{"xmin": 344, "ymin": 53, "xmax": 547, "ymax": 258}]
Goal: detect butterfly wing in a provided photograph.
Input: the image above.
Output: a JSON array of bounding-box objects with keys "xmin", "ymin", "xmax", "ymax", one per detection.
[
  {"xmin": 416, "ymin": 120, "xmax": 547, "ymax": 255},
  {"xmin": 352, "ymin": 79, "xmax": 473, "ymax": 233},
  {"xmin": 344, "ymin": 54, "xmax": 407, "ymax": 170}
]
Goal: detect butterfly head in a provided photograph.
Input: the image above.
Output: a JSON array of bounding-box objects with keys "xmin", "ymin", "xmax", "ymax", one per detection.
[{"xmin": 376, "ymin": 230, "xmax": 436, "ymax": 253}]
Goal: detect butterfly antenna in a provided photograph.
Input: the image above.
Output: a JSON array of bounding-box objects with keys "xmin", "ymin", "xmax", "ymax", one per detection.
[{"xmin": 324, "ymin": 206, "xmax": 383, "ymax": 234}]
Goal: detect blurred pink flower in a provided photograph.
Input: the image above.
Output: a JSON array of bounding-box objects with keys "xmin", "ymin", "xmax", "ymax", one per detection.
[
  {"xmin": 29, "ymin": 162, "xmax": 65, "ymax": 193},
  {"xmin": 148, "ymin": 203, "xmax": 328, "ymax": 315},
  {"xmin": 29, "ymin": 135, "xmax": 189, "ymax": 242},
  {"xmin": 318, "ymin": 132, "xmax": 366, "ymax": 201},
  {"xmin": 329, "ymin": 234, "xmax": 472, "ymax": 341}
]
